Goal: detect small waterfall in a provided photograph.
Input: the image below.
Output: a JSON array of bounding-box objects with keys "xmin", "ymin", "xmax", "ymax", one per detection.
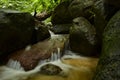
[
  {"xmin": 6, "ymin": 47, "xmax": 62, "ymax": 71},
  {"xmin": 38, "ymin": 48, "xmax": 61, "ymax": 65},
  {"xmin": 6, "ymin": 30, "xmax": 67, "ymax": 70},
  {"xmin": 49, "ymin": 30, "xmax": 69, "ymax": 40},
  {"xmin": 49, "ymin": 30, "xmax": 55, "ymax": 36},
  {"xmin": 6, "ymin": 59, "xmax": 24, "ymax": 71},
  {"xmin": 0, "ymin": 47, "xmax": 63, "ymax": 80},
  {"xmin": 0, "ymin": 30, "xmax": 73, "ymax": 80}
]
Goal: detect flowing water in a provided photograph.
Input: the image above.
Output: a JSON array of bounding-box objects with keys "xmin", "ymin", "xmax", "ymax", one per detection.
[
  {"xmin": 0, "ymin": 31, "xmax": 71, "ymax": 80},
  {"xmin": 0, "ymin": 30, "xmax": 98, "ymax": 80},
  {"xmin": 0, "ymin": 49, "xmax": 80, "ymax": 80}
]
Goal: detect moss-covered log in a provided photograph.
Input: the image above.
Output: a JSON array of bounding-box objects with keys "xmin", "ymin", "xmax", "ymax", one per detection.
[{"xmin": 93, "ymin": 10, "xmax": 120, "ymax": 80}]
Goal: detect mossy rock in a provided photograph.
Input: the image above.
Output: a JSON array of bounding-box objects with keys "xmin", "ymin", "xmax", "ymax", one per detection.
[
  {"xmin": 69, "ymin": 17, "xmax": 100, "ymax": 56},
  {"xmin": 93, "ymin": 10, "xmax": 120, "ymax": 80}
]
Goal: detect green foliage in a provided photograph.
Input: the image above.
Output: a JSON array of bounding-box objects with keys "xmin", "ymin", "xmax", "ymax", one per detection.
[{"xmin": 0, "ymin": 0, "xmax": 60, "ymax": 13}]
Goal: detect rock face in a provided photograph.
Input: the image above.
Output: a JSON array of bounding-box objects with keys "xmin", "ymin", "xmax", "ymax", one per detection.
[
  {"xmin": 0, "ymin": 9, "xmax": 35, "ymax": 55},
  {"xmin": 69, "ymin": 17, "xmax": 99, "ymax": 56},
  {"xmin": 93, "ymin": 10, "xmax": 120, "ymax": 80},
  {"xmin": 50, "ymin": 24, "xmax": 72, "ymax": 34}
]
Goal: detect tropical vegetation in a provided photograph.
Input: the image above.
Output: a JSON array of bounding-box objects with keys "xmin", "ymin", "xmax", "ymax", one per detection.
[{"xmin": 0, "ymin": 0, "xmax": 61, "ymax": 13}]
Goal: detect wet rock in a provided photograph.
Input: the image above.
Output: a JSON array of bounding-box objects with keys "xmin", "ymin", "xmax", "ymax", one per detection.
[
  {"xmin": 40, "ymin": 64, "xmax": 62, "ymax": 75},
  {"xmin": 51, "ymin": 1, "xmax": 72, "ymax": 24},
  {"xmin": 0, "ymin": 9, "xmax": 35, "ymax": 55},
  {"xmin": 8, "ymin": 35, "xmax": 68, "ymax": 71},
  {"xmin": 69, "ymin": 17, "xmax": 99, "ymax": 56},
  {"xmin": 50, "ymin": 23, "xmax": 73, "ymax": 34}
]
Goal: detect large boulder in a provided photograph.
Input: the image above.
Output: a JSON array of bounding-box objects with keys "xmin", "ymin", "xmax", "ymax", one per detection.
[
  {"xmin": 51, "ymin": 1, "xmax": 72, "ymax": 24},
  {"xmin": 0, "ymin": 9, "xmax": 35, "ymax": 55},
  {"xmin": 93, "ymin": 10, "xmax": 120, "ymax": 80},
  {"xmin": 69, "ymin": 17, "xmax": 100, "ymax": 56}
]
